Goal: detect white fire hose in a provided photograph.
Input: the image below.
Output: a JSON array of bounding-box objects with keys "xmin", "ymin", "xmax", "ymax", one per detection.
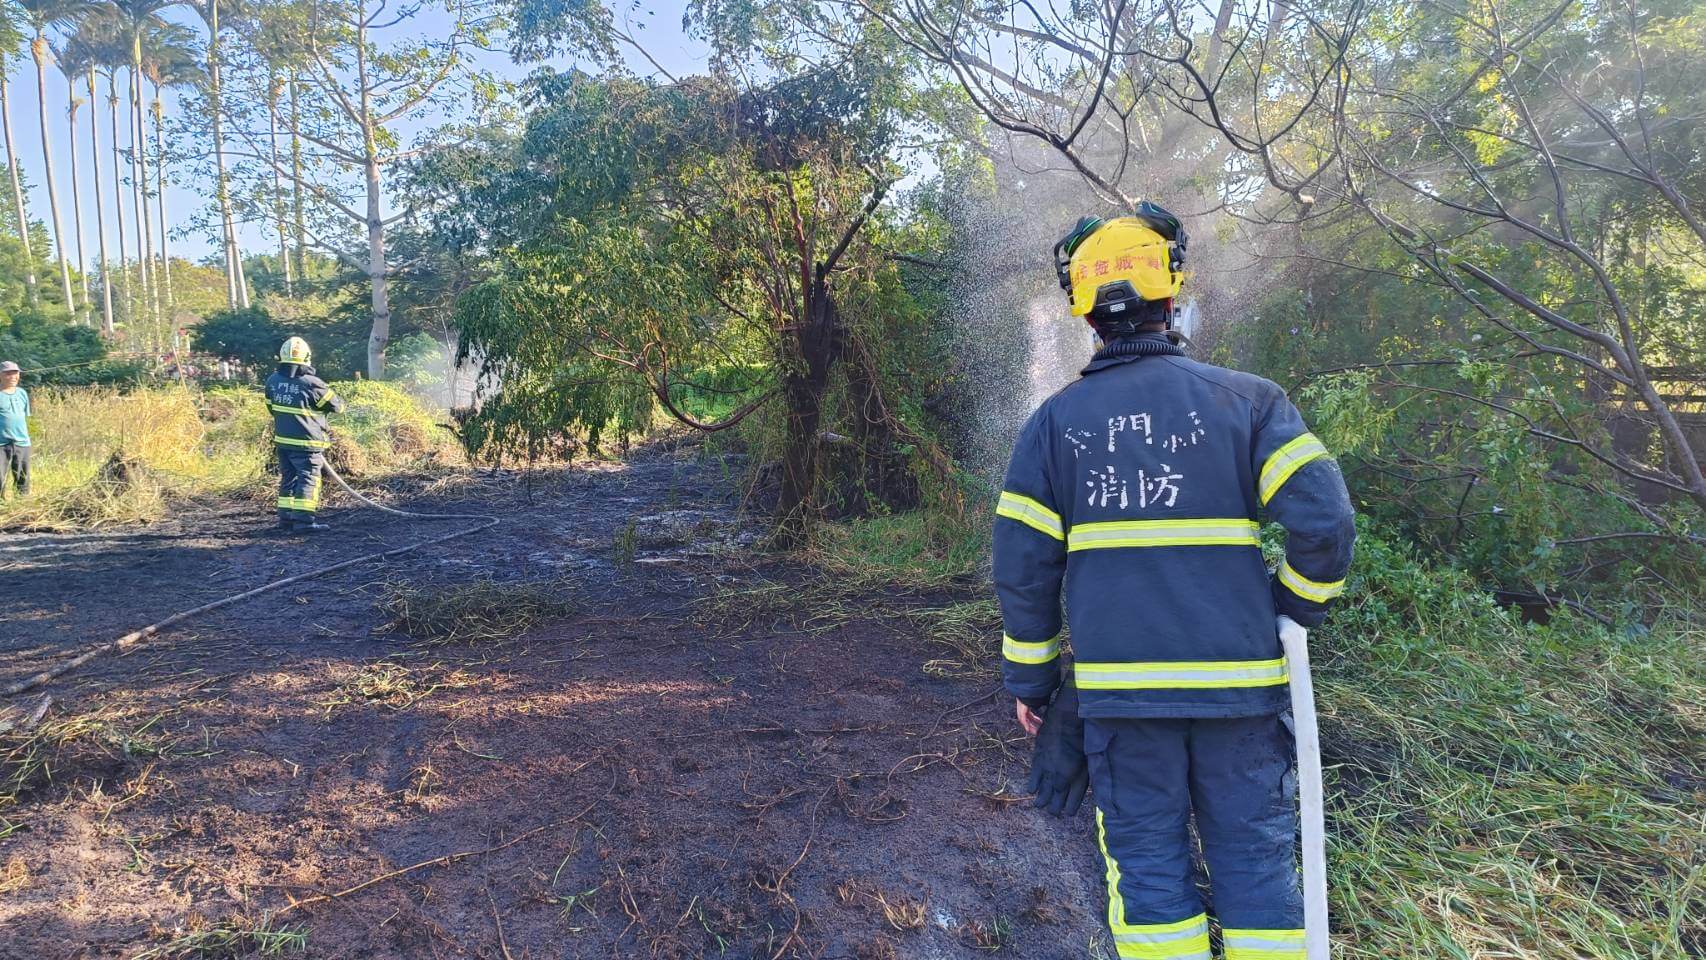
[{"xmin": 1278, "ymin": 615, "xmax": 1330, "ymax": 959}]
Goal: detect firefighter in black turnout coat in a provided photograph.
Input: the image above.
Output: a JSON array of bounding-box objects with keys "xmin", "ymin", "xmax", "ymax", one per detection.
[
  {"xmin": 994, "ymin": 205, "xmax": 1356, "ymax": 960},
  {"xmin": 266, "ymin": 337, "xmax": 345, "ymax": 532}
]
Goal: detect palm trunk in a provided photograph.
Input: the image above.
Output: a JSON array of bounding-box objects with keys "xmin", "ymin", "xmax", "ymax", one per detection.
[
  {"xmin": 2, "ymin": 76, "xmax": 40, "ymax": 307},
  {"xmin": 108, "ymin": 74, "xmax": 132, "ymax": 327},
  {"xmin": 87, "ymin": 68, "xmax": 114, "ymax": 336},
  {"xmin": 31, "ymin": 37, "xmax": 76, "ymax": 313},
  {"xmin": 129, "ymin": 48, "xmax": 159, "ymax": 337},
  {"xmin": 152, "ymin": 85, "xmax": 172, "ymax": 312},
  {"xmin": 67, "ymin": 85, "xmax": 91, "ymax": 325},
  {"xmin": 206, "ymin": 0, "xmax": 248, "ymax": 309},
  {"xmin": 124, "ymin": 69, "xmax": 151, "ymax": 345},
  {"xmin": 289, "ymin": 77, "xmax": 306, "ymax": 282},
  {"xmin": 267, "ymin": 78, "xmax": 290, "ymax": 295}
]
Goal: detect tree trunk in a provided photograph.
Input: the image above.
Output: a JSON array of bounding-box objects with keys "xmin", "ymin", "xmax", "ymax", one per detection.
[
  {"xmin": 32, "ymin": 37, "xmax": 76, "ymax": 314},
  {"xmin": 205, "ymin": 0, "xmax": 248, "ymax": 310},
  {"xmin": 0, "ymin": 77, "xmax": 38, "ymax": 307},
  {"xmin": 844, "ymin": 340, "xmax": 915, "ymax": 511},
  {"xmin": 268, "ymin": 79, "xmax": 291, "ymax": 296},
  {"xmin": 129, "ymin": 48, "xmax": 159, "ymax": 337},
  {"xmin": 67, "ymin": 87, "xmax": 91, "ymax": 325},
  {"xmin": 364, "ymin": 154, "xmax": 390, "ymax": 378},
  {"xmin": 776, "ymin": 275, "xmax": 843, "ymax": 531},
  {"xmin": 289, "ymin": 78, "xmax": 306, "ymax": 283},
  {"xmin": 87, "ymin": 69, "xmax": 114, "ymax": 336},
  {"xmin": 108, "ymin": 74, "xmax": 132, "ymax": 327},
  {"xmin": 357, "ymin": 22, "xmax": 390, "ymax": 378},
  {"xmin": 126, "ymin": 82, "xmax": 154, "ymax": 348},
  {"xmin": 152, "ymin": 86, "xmax": 172, "ymax": 313}
]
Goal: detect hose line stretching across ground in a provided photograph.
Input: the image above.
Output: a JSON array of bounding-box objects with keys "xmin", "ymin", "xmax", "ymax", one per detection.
[{"xmin": 1, "ymin": 463, "xmax": 499, "ymax": 699}]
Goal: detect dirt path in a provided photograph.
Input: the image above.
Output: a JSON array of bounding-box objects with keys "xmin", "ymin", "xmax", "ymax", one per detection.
[{"xmin": 0, "ymin": 442, "xmax": 1108, "ymax": 959}]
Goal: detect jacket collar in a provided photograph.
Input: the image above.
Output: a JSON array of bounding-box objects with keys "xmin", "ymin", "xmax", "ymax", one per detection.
[{"xmin": 1081, "ymin": 332, "xmax": 1186, "ymax": 375}]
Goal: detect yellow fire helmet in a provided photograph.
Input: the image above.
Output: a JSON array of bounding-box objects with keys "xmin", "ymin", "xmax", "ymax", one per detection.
[
  {"xmin": 278, "ymin": 336, "xmax": 312, "ymax": 365},
  {"xmin": 1054, "ymin": 201, "xmax": 1188, "ymax": 319}
]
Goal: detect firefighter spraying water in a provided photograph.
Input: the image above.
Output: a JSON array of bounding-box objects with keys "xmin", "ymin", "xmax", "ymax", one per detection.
[{"xmin": 996, "ymin": 203, "xmax": 1356, "ymax": 959}]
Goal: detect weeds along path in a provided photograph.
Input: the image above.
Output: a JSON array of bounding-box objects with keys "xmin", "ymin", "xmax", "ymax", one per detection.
[{"xmin": 0, "ymin": 439, "xmax": 1108, "ymax": 959}]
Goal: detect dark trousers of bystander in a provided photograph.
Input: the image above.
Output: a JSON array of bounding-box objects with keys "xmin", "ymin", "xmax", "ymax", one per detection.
[{"xmin": 0, "ymin": 442, "xmax": 28, "ymax": 498}]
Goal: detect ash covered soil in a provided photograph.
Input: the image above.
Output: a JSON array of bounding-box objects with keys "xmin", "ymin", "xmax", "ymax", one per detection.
[{"xmin": 0, "ymin": 439, "xmax": 1109, "ymax": 959}]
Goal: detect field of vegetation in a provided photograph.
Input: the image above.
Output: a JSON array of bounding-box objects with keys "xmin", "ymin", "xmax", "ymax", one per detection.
[{"xmin": 0, "ymin": 382, "xmax": 462, "ymax": 531}]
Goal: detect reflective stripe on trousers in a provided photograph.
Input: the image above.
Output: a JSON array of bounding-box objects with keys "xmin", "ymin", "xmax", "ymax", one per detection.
[
  {"xmin": 1096, "ymin": 809, "xmax": 1212, "ymax": 959},
  {"xmin": 1222, "ymin": 928, "xmax": 1306, "ymax": 959},
  {"xmin": 1087, "ymin": 717, "xmax": 1305, "ymax": 955},
  {"xmin": 278, "ymin": 449, "xmax": 324, "ymax": 519}
]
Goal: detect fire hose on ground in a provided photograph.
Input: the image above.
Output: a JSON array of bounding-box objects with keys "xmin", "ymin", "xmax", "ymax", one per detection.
[{"xmin": 1, "ymin": 462, "xmax": 498, "ymax": 700}]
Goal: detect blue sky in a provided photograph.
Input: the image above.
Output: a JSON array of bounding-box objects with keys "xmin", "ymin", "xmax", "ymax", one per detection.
[{"xmin": 4, "ymin": 1, "xmax": 712, "ymax": 269}]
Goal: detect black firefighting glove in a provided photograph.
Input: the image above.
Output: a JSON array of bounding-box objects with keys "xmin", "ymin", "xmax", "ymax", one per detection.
[{"xmin": 1026, "ymin": 671, "xmax": 1088, "ymax": 817}]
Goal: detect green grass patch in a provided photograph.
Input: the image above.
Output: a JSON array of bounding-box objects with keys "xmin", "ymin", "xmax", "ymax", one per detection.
[
  {"xmin": 1308, "ymin": 525, "xmax": 1702, "ymax": 958},
  {"xmin": 806, "ymin": 505, "xmax": 989, "ymax": 588}
]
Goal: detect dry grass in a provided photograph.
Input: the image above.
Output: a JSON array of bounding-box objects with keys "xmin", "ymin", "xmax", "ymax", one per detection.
[
  {"xmin": 0, "ymin": 382, "xmax": 463, "ymax": 531},
  {"xmin": 0, "ymin": 387, "xmax": 251, "ymax": 530},
  {"xmin": 912, "ymin": 598, "xmax": 1001, "ymax": 679},
  {"xmin": 834, "ymin": 879, "xmax": 928, "ymax": 932},
  {"xmin": 0, "ymin": 854, "xmax": 28, "ymax": 895},
  {"xmin": 376, "ymin": 576, "xmax": 578, "ymax": 645},
  {"xmin": 694, "ymin": 577, "xmax": 868, "ymax": 637},
  {"xmin": 316, "ymin": 660, "xmax": 481, "ymax": 716}
]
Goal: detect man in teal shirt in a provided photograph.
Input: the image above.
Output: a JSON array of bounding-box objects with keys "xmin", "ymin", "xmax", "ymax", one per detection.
[{"xmin": 0, "ymin": 360, "xmax": 30, "ymax": 498}]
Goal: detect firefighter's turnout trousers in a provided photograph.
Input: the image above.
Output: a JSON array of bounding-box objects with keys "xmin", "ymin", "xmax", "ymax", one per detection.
[
  {"xmin": 277, "ymin": 448, "xmax": 325, "ymax": 524},
  {"xmin": 1086, "ymin": 715, "xmax": 1303, "ymax": 960}
]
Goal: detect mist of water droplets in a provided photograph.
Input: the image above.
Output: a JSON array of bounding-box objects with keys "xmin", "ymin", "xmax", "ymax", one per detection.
[{"xmin": 939, "ymin": 137, "xmax": 1288, "ymax": 483}]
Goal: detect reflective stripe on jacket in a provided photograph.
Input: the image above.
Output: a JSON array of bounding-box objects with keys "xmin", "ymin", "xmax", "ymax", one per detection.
[
  {"xmin": 265, "ymin": 364, "xmax": 345, "ymax": 450},
  {"xmin": 992, "ymin": 333, "xmax": 1356, "ymax": 719}
]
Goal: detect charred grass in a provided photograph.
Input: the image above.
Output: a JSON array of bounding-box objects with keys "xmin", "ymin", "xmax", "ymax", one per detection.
[
  {"xmin": 376, "ymin": 576, "xmax": 577, "ymax": 645},
  {"xmin": 0, "ymin": 699, "xmax": 174, "ymax": 822}
]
